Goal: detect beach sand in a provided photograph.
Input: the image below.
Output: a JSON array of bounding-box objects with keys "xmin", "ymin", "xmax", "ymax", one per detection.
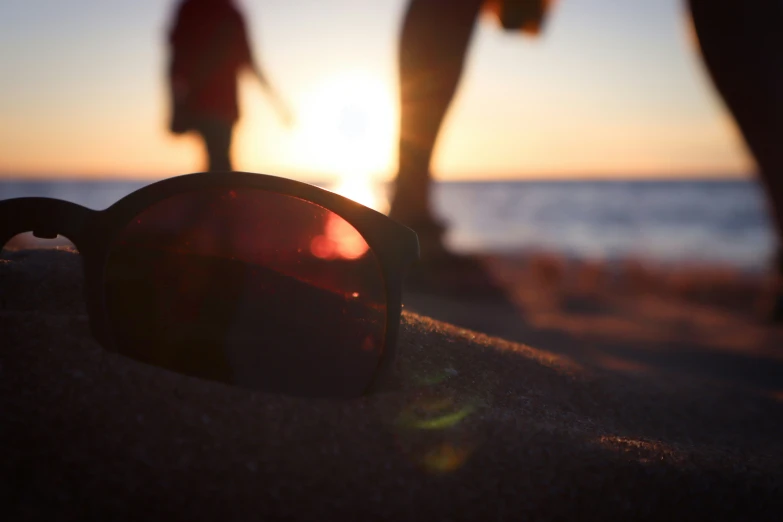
[{"xmin": 2, "ymin": 248, "xmax": 782, "ymax": 520}]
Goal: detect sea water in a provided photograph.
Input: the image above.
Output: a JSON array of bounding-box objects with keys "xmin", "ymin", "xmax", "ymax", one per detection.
[{"xmin": 1, "ymin": 178, "xmax": 775, "ymax": 272}]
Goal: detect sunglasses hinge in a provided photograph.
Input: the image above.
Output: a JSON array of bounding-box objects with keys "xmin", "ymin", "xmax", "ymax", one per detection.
[{"xmin": 33, "ymin": 229, "xmax": 59, "ymax": 240}]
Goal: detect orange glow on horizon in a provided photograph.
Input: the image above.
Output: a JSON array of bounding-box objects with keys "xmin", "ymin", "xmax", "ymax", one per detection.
[
  {"xmin": 0, "ymin": 67, "xmax": 753, "ymax": 182},
  {"xmin": 0, "ymin": 1, "xmax": 758, "ymax": 183}
]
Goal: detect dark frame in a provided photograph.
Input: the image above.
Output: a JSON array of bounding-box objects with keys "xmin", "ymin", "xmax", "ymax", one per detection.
[{"xmin": 0, "ymin": 171, "xmax": 420, "ymax": 395}]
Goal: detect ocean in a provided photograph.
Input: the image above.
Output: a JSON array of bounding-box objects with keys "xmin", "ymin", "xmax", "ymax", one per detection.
[{"xmin": 0, "ymin": 178, "xmax": 776, "ymax": 272}]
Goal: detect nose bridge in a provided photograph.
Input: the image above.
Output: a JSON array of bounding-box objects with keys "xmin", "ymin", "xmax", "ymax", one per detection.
[{"xmin": 0, "ymin": 197, "xmax": 95, "ymax": 249}]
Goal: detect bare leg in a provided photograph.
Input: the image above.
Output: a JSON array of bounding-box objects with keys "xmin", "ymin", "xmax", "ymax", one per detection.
[
  {"xmin": 390, "ymin": 0, "xmax": 513, "ymax": 301},
  {"xmin": 390, "ymin": 0, "xmax": 484, "ymax": 249},
  {"xmin": 196, "ymin": 117, "xmax": 234, "ymax": 172},
  {"xmin": 688, "ymin": 0, "xmax": 783, "ymax": 276}
]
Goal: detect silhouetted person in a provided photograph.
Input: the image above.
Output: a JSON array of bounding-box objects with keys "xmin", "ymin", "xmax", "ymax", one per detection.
[
  {"xmin": 688, "ymin": 0, "xmax": 783, "ymax": 320},
  {"xmin": 390, "ymin": 0, "xmax": 551, "ymax": 299},
  {"xmin": 167, "ymin": 0, "xmax": 291, "ymax": 172},
  {"xmin": 390, "ymin": 1, "xmax": 550, "ymax": 254},
  {"xmin": 390, "ymin": 0, "xmax": 783, "ymax": 317}
]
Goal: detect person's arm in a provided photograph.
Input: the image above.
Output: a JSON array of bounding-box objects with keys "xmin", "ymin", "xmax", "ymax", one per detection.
[{"xmin": 238, "ymin": 16, "xmax": 294, "ymax": 126}]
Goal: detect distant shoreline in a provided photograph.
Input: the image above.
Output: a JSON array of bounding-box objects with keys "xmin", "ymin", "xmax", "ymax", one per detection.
[{"xmin": 2, "ymin": 177, "xmax": 774, "ymax": 272}]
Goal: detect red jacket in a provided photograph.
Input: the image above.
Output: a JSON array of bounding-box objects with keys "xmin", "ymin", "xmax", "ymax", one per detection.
[{"xmin": 169, "ymin": 0, "xmax": 252, "ymax": 123}]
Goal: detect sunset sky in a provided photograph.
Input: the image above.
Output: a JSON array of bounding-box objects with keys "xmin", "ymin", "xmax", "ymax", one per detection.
[{"xmin": 0, "ymin": 0, "xmax": 755, "ymax": 183}]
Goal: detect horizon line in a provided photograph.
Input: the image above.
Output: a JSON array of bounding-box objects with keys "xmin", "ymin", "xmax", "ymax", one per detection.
[{"xmin": 0, "ymin": 170, "xmax": 755, "ymax": 183}]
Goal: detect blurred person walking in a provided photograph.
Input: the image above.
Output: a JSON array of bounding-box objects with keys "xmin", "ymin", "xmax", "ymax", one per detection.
[{"xmin": 167, "ymin": 0, "xmax": 291, "ymax": 172}]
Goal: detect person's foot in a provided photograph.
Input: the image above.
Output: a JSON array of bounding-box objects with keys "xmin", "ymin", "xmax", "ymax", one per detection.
[
  {"xmin": 402, "ymin": 225, "xmax": 508, "ymax": 301},
  {"xmin": 387, "ymin": 210, "xmax": 446, "ymax": 252},
  {"xmin": 405, "ymin": 248, "xmax": 511, "ymax": 302},
  {"xmin": 770, "ymin": 292, "xmax": 783, "ymax": 324},
  {"xmin": 770, "ymin": 251, "xmax": 783, "ymax": 324},
  {"xmin": 387, "ymin": 209, "xmax": 510, "ymax": 301}
]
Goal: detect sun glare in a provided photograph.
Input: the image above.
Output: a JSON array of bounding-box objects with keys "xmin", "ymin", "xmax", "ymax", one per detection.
[
  {"xmin": 293, "ymin": 71, "xmax": 396, "ymax": 210},
  {"xmin": 331, "ymin": 176, "xmax": 387, "ymax": 212}
]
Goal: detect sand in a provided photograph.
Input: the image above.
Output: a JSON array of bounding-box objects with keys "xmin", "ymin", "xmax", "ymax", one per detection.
[{"xmin": 1, "ymin": 249, "xmax": 782, "ymax": 521}]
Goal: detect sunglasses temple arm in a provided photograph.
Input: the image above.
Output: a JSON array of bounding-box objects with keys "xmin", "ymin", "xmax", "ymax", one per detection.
[{"xmin": 0, "ymin": 198, "xmax": 96, "ymax": 250}]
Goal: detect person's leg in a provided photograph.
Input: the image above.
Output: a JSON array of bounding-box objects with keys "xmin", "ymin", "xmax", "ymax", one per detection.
[
  {"xmin": 196, "ymin": 117, "xmax": 234, "ymax": 172},
  {"xmin": 688, "ymin": 0, "xmax": 783, "ymax": 307},
  {"xmin": 390, "ymin": 0, "xmax": 484, "ymax": 248}
]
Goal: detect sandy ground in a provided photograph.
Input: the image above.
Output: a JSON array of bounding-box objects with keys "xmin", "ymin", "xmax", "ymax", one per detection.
[
  {"xmin": 2, "ymin": 248, "xmax": 783, "ymax": 521},
  {"xmin": 407, "ymin": 253, "xmax": 783, "ymax": 398}
]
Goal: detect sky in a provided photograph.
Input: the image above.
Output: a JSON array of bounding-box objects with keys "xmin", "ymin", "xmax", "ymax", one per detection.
[{"xmin": 0, "ymin": 0, "xmax": 755, "ymax": 183}]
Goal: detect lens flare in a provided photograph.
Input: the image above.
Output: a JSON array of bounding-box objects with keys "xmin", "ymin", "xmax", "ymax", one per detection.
[
  {"xmin": 310, "ymin": 213, "xmax": 370, "ymax": 260},
  {"xmin": 331, "ymin": 176, "xmax": 387, "ymax": 213},
  {"xmin": 392, "ymin": 388, "xmax": 481, "ymax": 475},
  {"xmin": 421, "ymin": 443, "xmax": 475, "ymax": 474}
]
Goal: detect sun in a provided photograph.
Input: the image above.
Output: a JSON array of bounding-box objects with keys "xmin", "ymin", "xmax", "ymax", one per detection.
[{"xmin": 292, "ymin": 70, "xmax": 396, "ymax": 211}]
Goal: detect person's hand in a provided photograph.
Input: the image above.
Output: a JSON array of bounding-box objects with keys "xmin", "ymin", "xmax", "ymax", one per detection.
[
  {"xmin": 260, "ymin": 80, "xmax": 294, "ymax": 128},
  {"xmin": 274, "ymin": 98, "xmax": 295, "ymax": 128},
  {"xmin": 270, "ymin": 97, "xmax": 294, "ymax": 128}
]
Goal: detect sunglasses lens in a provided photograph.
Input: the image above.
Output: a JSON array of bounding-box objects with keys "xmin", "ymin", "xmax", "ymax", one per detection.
[{"xmin": 104, "ymin": 188, "xmax": 387, "ymax": 397}]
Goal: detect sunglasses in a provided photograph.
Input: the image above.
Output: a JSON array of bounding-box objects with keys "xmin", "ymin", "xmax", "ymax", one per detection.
[{"xmin": 0, "ymin": 172, "xmax": 419, "ymax": 398}]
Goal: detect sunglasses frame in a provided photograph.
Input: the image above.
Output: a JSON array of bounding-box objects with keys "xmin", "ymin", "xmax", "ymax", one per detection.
[{"xmin": 0, "ymin": 171, "xmax": 420, "ymax": 395}]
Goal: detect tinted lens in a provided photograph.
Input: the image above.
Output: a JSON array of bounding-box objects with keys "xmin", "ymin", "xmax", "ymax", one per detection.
[{"xmin": 104, "ymin": 188, "xmax": 387, "ymax": 397}]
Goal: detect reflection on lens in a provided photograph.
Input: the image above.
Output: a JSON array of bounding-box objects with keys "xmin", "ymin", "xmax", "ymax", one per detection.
[{"xmin": 104, "ymin": 188, "xmax": 387, "ymax": 397}]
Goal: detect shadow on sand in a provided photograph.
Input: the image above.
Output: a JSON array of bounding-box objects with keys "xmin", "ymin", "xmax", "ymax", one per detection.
[{"xmin": 403, "ymin": 254, "xmax": 783, "ymax": 399}]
